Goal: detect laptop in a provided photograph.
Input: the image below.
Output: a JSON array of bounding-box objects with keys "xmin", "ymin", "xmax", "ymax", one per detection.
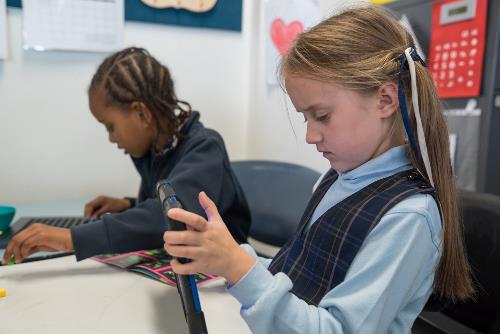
[{"xmin": 0, "ymin": 216, "xmax": 85, "ymax": 249}]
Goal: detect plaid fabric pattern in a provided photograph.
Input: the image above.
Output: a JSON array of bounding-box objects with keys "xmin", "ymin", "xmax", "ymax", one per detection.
[{"xmin": 268, "ymin": 169, "xmax": 435, "ymax": 306}]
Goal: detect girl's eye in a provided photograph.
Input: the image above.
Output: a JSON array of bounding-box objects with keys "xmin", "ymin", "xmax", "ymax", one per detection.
[
  {"xmin": 316, "ymin": 114, "xmax": 330, "ymax": 123},
  {"xmin": 302, "ymin": 114, "xmax": 307, "ymax": 123},
  {"xmin": 105, "ymin": 125, "xmax": 113, "ymax": 133}
]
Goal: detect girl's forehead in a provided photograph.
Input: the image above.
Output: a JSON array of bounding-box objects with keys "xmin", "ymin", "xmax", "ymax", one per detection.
[
  {"xmin": 89, "ymin": 89, "xmax": 111, "ymax": 106},
  {"xmin": 285, "ymin": 76, "xmax": 345, "ymax": 100}
]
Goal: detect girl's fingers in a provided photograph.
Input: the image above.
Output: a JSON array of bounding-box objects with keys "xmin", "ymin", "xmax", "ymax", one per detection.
[
  {"xmin": 83, "ymin": 206, "xmax": 93, "ymax": 219},
  {"xmin": 163, "ymin": 230, "xmax": 204, "ymax": 246},
  {"xmin": 167, "ymin": 208, "xmax": 208, "ymax": 232},
  {"xmin": 170, "ymin": 259, "xmax": 199, "ymax": 275},
  {"xmin": 164, "ymin": 244, "xmax": 202, "ymax": 260},
  {"xmin": 198, "ymin": 192, "xmax": 222, "ymax": 222}
]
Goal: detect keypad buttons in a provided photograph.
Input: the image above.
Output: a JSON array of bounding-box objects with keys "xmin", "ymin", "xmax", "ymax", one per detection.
[{"xmin": 429, "ymin": 21, "xmax": 483, "ymax": 97}]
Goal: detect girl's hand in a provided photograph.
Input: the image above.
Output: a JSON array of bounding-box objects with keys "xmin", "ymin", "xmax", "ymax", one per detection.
[
  {"xmin": 2, "ymin": 224, "xmax": 73, "ymax": 264},
  {"xmin": 164, "ymin": 191, "xmax": 255, "ymax": 285},
  {"xmin": 84, "ymin": 196, "xmax": 131, "ymax": 220}
]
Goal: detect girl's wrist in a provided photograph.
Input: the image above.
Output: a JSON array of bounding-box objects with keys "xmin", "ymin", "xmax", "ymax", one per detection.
[
  {"xmin": 225, "ymin": 246, "xmax": 256, "ymax": 286},
  {"xmin": 62, "ymin": 228, "xmax": 74, "ymax": 251}
]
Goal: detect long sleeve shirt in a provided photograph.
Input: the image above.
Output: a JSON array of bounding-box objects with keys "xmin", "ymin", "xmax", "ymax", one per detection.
[
  {"xmin": 71, "ymin": 112, "xmax": 250, "ymax": 260},
  {"xmin": 228, "ymin": 146, "xmax": 442, "ymax": 333}
]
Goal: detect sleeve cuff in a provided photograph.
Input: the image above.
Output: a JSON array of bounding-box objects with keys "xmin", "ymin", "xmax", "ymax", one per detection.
[
  {"xmin": 71, "ymin": 220, "xmax": 112, "ymax": 261},
  {"xmin": 124, "ymin": 197, "xmax": 136, "ymax": 208},
  {"xmin": 227, "ymin": 260, "xmax": 275, "ymax": 308},
  {"xmin": 240, "ymin": 243, "xmax": 258, "ymax": 257}
]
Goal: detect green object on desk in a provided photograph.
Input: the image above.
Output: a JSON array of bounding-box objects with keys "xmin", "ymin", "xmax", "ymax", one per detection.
[{"xmin": 7, "ymin": 258, "xmax": 15, "ymax": 265}]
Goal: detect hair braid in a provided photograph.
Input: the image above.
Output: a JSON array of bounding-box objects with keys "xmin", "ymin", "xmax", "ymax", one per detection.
[{"xmin": 88, "ymin": 47, "xmax": 192, "ymax": 154}]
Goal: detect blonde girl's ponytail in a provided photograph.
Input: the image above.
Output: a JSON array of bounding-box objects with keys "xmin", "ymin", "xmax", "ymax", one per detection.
[{"xmin": 280, "ymin": 5, "xmax": 474, "ymax": 301}]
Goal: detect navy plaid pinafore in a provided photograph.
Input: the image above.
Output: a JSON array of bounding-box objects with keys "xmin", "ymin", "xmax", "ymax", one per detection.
[{"xmin": 268, "ymin": 169, "xmax": 436, "ymax": 306}]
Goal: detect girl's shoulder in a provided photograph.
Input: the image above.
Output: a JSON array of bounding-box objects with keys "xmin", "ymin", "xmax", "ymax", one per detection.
[{"xmin": 384, "ymin": 193, "xmax": 442, "ymax": 247}]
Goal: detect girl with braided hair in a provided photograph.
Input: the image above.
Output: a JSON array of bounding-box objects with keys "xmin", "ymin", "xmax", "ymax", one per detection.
[{"xmin": 3, "ymin": 47, "xmax": 250, "ymax": 264}]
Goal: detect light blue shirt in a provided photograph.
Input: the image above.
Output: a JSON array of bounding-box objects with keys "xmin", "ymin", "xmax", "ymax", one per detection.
[{"xmin": 228, "ymin": 146, "xmax": 442, "ymax": 334}]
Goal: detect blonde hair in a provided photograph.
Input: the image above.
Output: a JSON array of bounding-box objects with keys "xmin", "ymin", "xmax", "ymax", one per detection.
[{"xmin": 281, "ymin": 5, "xmax": 474, "ymax": 301}]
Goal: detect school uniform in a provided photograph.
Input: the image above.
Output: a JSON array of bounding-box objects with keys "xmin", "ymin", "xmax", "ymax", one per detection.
[
  {"xmin": 71, "ymin": 111, "xmax": 251, "ymax": 261},
  {"xmin": 228, "ymin": 145, "xmax": 441, "ymax": 334}
]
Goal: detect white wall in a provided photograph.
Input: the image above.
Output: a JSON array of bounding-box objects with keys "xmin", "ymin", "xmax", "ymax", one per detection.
[
  {"xmin": 0, "ymin": 2, "xmax": 254, "ymax": 203},
  {"xmin": 245, "ymin": 0, "xmax": 366, "ymax": 173},
  {"xmin": 0, "ymin": 0, "xmax": 367, "ymax": 204}
]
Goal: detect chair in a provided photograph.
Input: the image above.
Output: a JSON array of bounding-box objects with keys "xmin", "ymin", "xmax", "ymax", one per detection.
[
  {"xmin": 413, "ymin": 190, "xmax": 500, "ymax": 334},
  {"xmin": 231, "ymin": 160, "xmax": 321, "ymax": 254}
]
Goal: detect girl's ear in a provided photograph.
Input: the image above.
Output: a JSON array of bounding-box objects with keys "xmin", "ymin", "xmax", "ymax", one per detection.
[
  {"xmin": 131, "ymin": 101, "xmax": 153, "ymax": 127},
  {"xmin": 377, "ymin": 81, "xmax": 399, "ymax": 119}
]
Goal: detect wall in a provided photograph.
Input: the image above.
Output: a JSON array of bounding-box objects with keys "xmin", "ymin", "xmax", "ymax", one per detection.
[
  {"xmin": 245, "ymin": 0, "xmax": 366, "ymax": 173},
  {"xmin": 0, "ymin": 3, "xmax": 254, "ymax": 203},
  {"xmin": 0, "ymin": 0, "xmax": 367, "ymax": 204}
]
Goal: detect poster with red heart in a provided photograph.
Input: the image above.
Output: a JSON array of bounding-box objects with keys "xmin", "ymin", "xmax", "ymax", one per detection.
[{"xmin": 265, "ymin": 0, "xmax": 320, "ymax": 86}]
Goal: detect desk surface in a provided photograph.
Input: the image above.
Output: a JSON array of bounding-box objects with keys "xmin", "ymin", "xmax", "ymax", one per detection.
[
  {"xmin": 0, "ymin": 255, "xmax": 250, "ymax": 334},
  {"xmin": 0, "ymin": 200, "xmax": 250, "ymax": 333}
]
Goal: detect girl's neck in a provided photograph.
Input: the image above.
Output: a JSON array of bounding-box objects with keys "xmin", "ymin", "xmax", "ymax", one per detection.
[
  {"xmin": 155, "ymin": 132, "xmax": 171, "ymax": 150},
  {"xmin": 368, "ymin": 121, "xmax": 406, "ymax": 162},
  {"xmin": 153, "ymin": 117, "xmax": 187, "ymax": 153}
]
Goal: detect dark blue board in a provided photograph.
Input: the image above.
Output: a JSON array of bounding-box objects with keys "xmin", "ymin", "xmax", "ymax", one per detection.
[
  {"xmin": 126, "ymin": 0, "xmax": 242, "ymax": 32},
  {"xmin": 6, "ymin": 0, "xmax": 242, "ymax": 32},
  {"xmin": 6, "ymin": 0, "xmax": 21, "ymax": 7}
]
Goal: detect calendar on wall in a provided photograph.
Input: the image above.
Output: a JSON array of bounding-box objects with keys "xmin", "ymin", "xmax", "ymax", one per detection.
[
  {"xmin": 22, "ymin": 0, "xmax": 124, "ymax": 52},
  {"xmin": 428, "ymin": 0, "xmax": 488, "ymax": 98},
  {"xmin": 0, "ymin": 0, "xmax": 7, "ymax": 59}
]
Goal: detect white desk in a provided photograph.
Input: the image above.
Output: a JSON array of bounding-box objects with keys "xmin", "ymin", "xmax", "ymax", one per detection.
[
  {"xmin": 0, "ymin": 256, "xmax": 250, "ymax": 334},
  {"xmin": 0, "ymin": 201, "xmax": 250, "ymax": 334}
]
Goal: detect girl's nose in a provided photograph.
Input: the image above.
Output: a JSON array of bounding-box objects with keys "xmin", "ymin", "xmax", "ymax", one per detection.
[
  {"xmin": 108, "ymin": 132, "xmax": 116, "ymax": 144},
  {"xmin": 305, "ymin": 123, "xmax": 321, "ymax": 144}
]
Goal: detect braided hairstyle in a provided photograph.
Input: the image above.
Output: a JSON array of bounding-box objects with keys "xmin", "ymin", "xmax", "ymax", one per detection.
[{"xmin": 88, "ymin": 47, "xmax": 192, "ymax": 153}]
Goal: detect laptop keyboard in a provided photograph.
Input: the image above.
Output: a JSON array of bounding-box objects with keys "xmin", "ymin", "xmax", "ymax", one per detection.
[{"xmin": 23, "ymin": 217, "xmax": 85, "ymax": 229}]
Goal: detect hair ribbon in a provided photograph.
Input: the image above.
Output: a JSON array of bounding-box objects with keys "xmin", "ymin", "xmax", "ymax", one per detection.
[{"xmin": 398, "ymin": 47, "xmax": 434, "ymax": 187}]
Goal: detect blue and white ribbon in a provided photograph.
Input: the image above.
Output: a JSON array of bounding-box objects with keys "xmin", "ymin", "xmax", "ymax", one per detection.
[{"xmin": 398, "ymin": 47, "xmax": 434, "ymax": 187}]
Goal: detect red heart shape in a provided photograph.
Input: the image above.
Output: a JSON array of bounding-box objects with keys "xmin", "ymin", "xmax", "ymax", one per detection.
[{"xmin": 270, "ymin": 19, "xmax": 304, "ymax": 56}]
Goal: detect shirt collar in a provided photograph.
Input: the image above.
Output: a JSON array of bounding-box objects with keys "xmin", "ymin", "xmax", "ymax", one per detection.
[{"xmin": 158, "ymin": 111, "xmax": 200, "ymax": 154}]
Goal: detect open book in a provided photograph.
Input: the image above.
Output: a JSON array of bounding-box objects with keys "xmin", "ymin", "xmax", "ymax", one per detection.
[{"xmin": 92, "ymin": 248, "xmax": 219, "ymax": 286}]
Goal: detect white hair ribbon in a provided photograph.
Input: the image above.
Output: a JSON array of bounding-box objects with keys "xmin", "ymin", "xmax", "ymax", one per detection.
[{"xmin": 404, "ymin": 47, "xmax": 434, "ymax": 187}]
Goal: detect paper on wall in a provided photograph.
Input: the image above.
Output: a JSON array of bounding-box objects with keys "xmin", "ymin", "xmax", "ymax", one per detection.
[
  {"xmin": 0, "ymin": 0, "xmax": 7, "ymax": 59},
  {"xmin": 22, "ymin": 0, "xmax": 124, "ymax": 53},
  {"xmin": 265, "ymin": 0, "xmax": 321, "ymax": 86}
]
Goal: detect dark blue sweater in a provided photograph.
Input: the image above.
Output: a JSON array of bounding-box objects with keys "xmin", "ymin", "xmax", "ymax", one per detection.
[{"xmin": 71, "ymin": 112, "xmax": 251, "ymax": 260}]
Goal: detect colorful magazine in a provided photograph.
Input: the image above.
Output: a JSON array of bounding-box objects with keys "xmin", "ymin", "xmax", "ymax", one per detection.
[{"xmin": 92, "ymin": 248, "xmax": 219, "ymax": 286}]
